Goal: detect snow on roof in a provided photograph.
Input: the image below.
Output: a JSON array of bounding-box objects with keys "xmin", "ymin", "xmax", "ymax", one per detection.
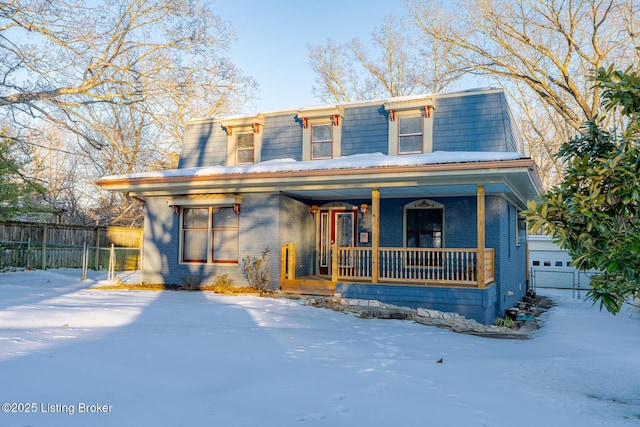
[
  {"xmin": 99, "ymin": 151, "xmax": 525, "ymax": 182},
  {"xmin": 297, "ymin": 104, "xmax": 340, "ymax": 112}
]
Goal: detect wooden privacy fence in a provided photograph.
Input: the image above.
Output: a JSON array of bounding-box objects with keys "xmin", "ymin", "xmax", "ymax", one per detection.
[
  {"xmin": 0, "ymin": 221, "xmax": 142, "ymax": 248},
  {"xmin": 0, "ymin": 240, "xmax": 140, "ymax": 271},
  {"xmin": 0, "ymin": 222, "xmax": 142, "ymax": 271}
]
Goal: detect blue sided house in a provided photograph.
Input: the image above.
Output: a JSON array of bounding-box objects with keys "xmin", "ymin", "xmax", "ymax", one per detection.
[{"xmin": 97, "ymin": 88, "xmax": 543, "ymax": 324}]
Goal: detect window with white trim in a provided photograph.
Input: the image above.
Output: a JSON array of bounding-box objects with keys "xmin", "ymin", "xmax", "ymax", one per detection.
[
  {"xmin": 398, "ymin": 115, "xmax": 423, "ymax": 154},
  {"xmin": 181, "ymin": 207, "xmax": 239, "ymax": 264},
  {"xmin": 221, "ymin": 115, "xmax": 264, "ymax": 166},
  {"xmin": 311, "ymin": 123, "xmax": 333, "ymax": 159},
  {"xmin": 383, "ymin": 98, "xmax": 434, "ymax": 156},
  {"xmin": 236, "ymin": 132, "xmax": 255, "ymax": 164},
  {"xmin": 298, "ymin": 106, "xmax": 343, "ymax": 161}
]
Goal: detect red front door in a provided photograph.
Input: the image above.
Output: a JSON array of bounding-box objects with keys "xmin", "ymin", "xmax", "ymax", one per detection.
[{"xmin": 318, "ymin": 209, "xmax": 356, "ymax": 275}]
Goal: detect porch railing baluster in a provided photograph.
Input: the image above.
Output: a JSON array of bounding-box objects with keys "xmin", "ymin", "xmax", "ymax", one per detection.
[{"xmin": 330, "ymin": 246, "xmax": 494, "ymax": 287}]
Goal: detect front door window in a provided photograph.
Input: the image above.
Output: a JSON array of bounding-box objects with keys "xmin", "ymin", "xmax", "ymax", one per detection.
[
  {"xmin": 319, "ymin": 212, "xmax": 329, "ymax": 268},
  {"xmin": 335, "ymin": 212, "xmax": 354, "ymax": 248},
  {"xmin": 318, "ymin": 209, "xmax": 356, "ymax": 275}
]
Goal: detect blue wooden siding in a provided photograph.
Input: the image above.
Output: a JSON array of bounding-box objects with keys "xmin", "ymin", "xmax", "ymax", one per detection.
[
  {"xmin": 486, "ymin": 196, "xmax": 528, "ymax": 318},
  {"xmin": 261, "ymin": 114, "xmax": 303, "ymax": 161},
  {"xmin": 277, "ymin": 195, "xmax": 315, "ymax": 277},
  {"xmin": 236, "ymin": 194, "xmax": 282, "ymax": 288},
  {"xmin": 501, "ymin": 95, "xmax": 525, "ymax": 153},
  {"xmin": 142, "ymin": 197, "xmax": 180, "ymax": 284},
  {"xmin": 341, "ymin": 105, "xmax": 389, "ymax": 156},
  {"xmin": 142, "ymin": 193, "xmax": 295, "ymax": 288},
  {"xmin": 142, "ymin": 89, "xmax": 530, "ymax": 324},
  {"xmin": 177, "ymin": 89, "xmax": 522, "ymax": 168},
  {"xmin": 432, "ymin": 91, "xmax": 521, "ymax": 153},
  {"xmin": 178, "ymin": 119, "xmax": 227, "ymax": 168},
  {"xmin": 336, "ymin": 283, "xmax": 497, "ymax": 324}
]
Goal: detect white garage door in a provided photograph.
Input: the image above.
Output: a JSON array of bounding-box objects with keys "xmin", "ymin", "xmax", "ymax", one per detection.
[{"xmin": 528, "ymin": 235, "xmax": 598, "ymax": 290}]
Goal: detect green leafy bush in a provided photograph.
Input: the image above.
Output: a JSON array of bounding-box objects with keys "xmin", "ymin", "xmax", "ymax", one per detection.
[{"xmin": 524, "ymin": 64, "xmax": 640, "ymax": 314}]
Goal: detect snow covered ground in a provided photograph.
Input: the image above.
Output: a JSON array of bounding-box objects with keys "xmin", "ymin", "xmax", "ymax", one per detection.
[{"xmin": 0, "ymin": 269, "xmax": 638, "ymax": 427}]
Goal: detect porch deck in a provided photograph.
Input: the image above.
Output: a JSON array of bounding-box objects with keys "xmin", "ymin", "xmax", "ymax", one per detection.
[{"xmin": 280, "ymin": 276, "xmax": 336, "ymax": 296}]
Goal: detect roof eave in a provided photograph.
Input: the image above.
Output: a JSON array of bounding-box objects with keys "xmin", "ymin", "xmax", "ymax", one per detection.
[{"xmin": 97, "ymin": 158, "xmax": 542, "ymax": 204}]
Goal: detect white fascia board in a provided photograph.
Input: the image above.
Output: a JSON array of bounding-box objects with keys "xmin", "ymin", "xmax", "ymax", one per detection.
[{"xmin": 116, "ymin": 163, "xmax": 537, "ymax": 199}]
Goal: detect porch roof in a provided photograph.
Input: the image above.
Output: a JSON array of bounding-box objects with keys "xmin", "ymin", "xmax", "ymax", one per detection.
[{"xmin": 96, "ymin": 151, "xmax": 544, "ymax": 208}]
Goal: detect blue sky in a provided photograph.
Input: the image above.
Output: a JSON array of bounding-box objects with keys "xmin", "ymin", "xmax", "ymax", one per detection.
[{"xmin": 212, "ymin": 0, "xmax": 406, "ymax": 113}]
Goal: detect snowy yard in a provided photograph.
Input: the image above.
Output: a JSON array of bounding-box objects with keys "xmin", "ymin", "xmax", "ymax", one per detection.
[{"xmin": 0, "ymin": 269, "xmax": 638, "ymax": 427}]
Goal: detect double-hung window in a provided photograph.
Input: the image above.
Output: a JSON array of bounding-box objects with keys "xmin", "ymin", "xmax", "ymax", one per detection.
[
  {"xmin": 181, "ymin": 207, "xmax": 239, "ymax": 264},
  {"xmin": 298, "ymin": 106, "xmax": 343, "ymax": 161},
  {"xmin": 311, "ymin": 124, "xmax": 333, "ymax": 159},
  {"xmin": 398, "ymin": 116, "xmax": 423, "ymax": 154},
  {"xmin": 236, "ymin": 132, "xmax": 255, "ymax": 164},
  {"xmin": 221, "ymin": 115, "xmax": 264, "ymax": 166},
  {"xmin": 383, "ymin": 98, "xmax": 434, "ymax": 156}
]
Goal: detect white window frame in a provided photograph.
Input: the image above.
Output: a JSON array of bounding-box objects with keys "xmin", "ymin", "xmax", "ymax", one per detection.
[
  {"xmin": 235, "ymin": 131, "xmax": 255, "ymax": 165},
  {"xmin": 298, "ymin": 106, "xmax": 343, "ymax": 161},
  {"xmin": 398, "ymin": 114, "xmax": 424, "ymax": 155},
  {"xmin": 221, "ymin": 115, "xmax": 264, "ymax": 166},
  {"xmin": 383, "ymin": 98, "xmax": 434, "ymax": 156},
  {"xmin": 310, "ymin": 123, "xmax": 334, "ymax": 160}
]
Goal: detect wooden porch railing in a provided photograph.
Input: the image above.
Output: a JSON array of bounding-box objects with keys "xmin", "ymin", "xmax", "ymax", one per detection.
[
  {"xmin": 281, "ymin": 243, "xmax": 495, "ymax": 288},
  {"xmin": 483, "ymin": 248, "xmax": 495, "ymax": 285},
  {"xmin": 337, "ymin": 246, "xmax": 495, "ymax": 287},
  {"xmin": 281, "ymin": 243, "xmax": 296, "ymax": 281}
]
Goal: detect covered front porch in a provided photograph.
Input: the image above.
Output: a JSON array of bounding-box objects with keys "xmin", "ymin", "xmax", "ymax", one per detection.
[
  {"xmin": 280, "ymin": 185, "xmax": 495, "ymax": 294},
  {"xmin": 281, "ymin": 245, "xmax": 495, "ymax": 293}
]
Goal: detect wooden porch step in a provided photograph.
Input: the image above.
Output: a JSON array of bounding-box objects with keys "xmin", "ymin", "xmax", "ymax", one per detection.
[{"xmin": 280, "ymin": 279, "xmax": 336, "ymax": 296}]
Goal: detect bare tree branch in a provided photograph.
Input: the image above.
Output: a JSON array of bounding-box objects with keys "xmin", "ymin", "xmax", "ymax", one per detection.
[
  {"xmin": 308, "ymin": 14, "xmax": 460, "ymax": 103},
  {"xmin": 408, "ymin": 0, "xmax": 640, "ymax": 187},
  {"xmin": 0, "ymin": 0, "xmax": 257, "ymax": 224}
]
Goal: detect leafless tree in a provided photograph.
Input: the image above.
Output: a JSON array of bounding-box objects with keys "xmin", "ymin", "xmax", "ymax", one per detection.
[
  {"xmin": 409, "ymin": 0, "xmax": 640, "ymax": 187},
  {"xmin": 309, "ymin": 39, "xmax": 362, "ymax": 103},
  {"xmin": 1, "ymin": 0, "xmax": 257, "ymax": 225},
  {"xmin": 28, "ymin": 127, "xmax": 89, "ymax": 224},
  {"xmin": 308, "ymin": 14, "xmax": 461, "ymax": 103}
]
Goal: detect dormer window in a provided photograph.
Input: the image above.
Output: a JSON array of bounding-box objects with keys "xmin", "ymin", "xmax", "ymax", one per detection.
[
  {"xmin": 311, "ymin": 123, "xmax": 333, "ymax": 159},
  {"xmin": 398, "ymin": 115, "xmax": 423, "ymax": 154},
  {"xmin": 236, "ymin": 132, "xmax": 255, "ymax": 164},
  {"xmin": 298, "ymin": 106, "xmax": 343, "ymax": 161},
  {"xmin": 384, "ymin": 97, "xmax": 434, "ymax": 156},
  {"xmin": 221, "ymin": 114, "xmax": 264, "ymax": 166}
]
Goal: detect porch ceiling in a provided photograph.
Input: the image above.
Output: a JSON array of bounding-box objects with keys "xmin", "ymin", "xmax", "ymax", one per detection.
[
  {"xmin": 284, "ymin": 183, "xmax": 504, "ymax": 200},
  {"xmin": 282, "ymin": 182, "xmax": 531, "ymax": 210}
]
